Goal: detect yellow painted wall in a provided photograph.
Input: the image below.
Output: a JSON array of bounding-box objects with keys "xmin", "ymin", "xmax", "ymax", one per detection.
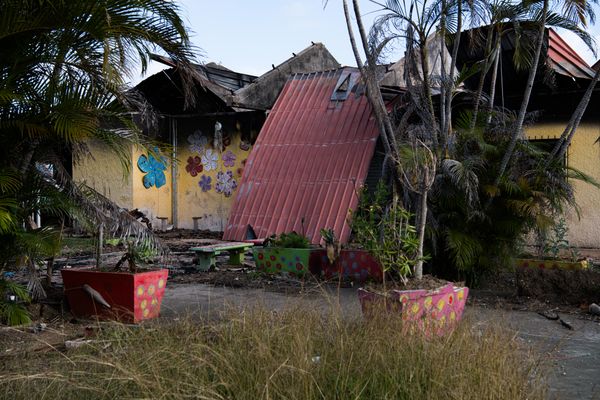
[
  {"xmin": 526, "ymin": 122, "xmax": 600, "ymax": 248},
  {"xmin": 176, "ymin": 131, "xmax": 251, "ymax": 231},
  {"xmin": 72, "ymin": 140, "xmax": 133, "ymax": 209},
  {"xmin": 73, "ymin": 128, "xmax": 253, "ymax": 232},
  {"xmin": 132, "ymin": 146, "xmax": 172, "ymax": 226}
]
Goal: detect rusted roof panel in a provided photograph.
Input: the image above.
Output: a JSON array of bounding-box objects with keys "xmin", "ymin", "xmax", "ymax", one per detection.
[
  {"xmin": 223, "ymin": 68, "xmax": 380, "ymax": 244},
  {"xmin": 547, "ymin": 28, "xmax": 596, "ymax": 80}
]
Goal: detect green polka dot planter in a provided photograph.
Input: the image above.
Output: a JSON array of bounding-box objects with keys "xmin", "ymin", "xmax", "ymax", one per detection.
[{"xmin": 253, "ymin": 247, "xmax": 314, "ymax": 277}]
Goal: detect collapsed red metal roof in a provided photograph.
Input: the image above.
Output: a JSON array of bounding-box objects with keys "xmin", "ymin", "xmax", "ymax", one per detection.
[
  {"xmin": 223, "ymin": 68, "xmax": 380, "ymax": 244},
  {"xmin": 547, "ymin": 28, "xmax": 596, "ymax": 80}
]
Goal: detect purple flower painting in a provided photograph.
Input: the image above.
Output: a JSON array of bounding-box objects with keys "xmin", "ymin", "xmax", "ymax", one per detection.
[
  {"xmin": 222, "ymin": 150, "xmax": 236, "ymax": 167},
  {"xmin": 199, "ymin": 175, "xmax": 212, "ymax": 192},
  {"xmin": 215, "ymin": 170, "xmax": 238, "ymax": 197}
]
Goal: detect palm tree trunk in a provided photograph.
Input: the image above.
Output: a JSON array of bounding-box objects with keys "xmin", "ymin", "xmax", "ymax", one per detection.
[
  {"xmin": 419, "ymin": 39, "xmax": 439, "ymax": 152},
  {"xmin": 350, "ymin": 0, "xmax": 399, "ymax": 153},
  {"xmin": 470, "ymin": 25, "xmax": 495, "ymax": 131},
  {"xmin": 489, "ymin": 0, "xmax": 548, "ymax": 204},
  {"xmin": 486, "ymin": 37, "xmax": 502, "ymax": 124},
  {"xmin": 443, "ymin": 0, "xmax": 462, "ymax": 154},
  {"xmin": 439, "ymin": 1, "xmax": 447, "ymax": 152},
  {"xmin": 548, "ymin": 67, "xmax": 600, "ymax": 162},
  {"xmin": 414, "ymin": 172, "xmax": 429, "ymax": 280}
]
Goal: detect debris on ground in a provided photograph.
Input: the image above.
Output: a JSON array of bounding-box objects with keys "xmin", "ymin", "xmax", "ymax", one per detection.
[
  {"xmin": 538, "ymin": 310, "xmax": 559, "ymax": 320},
  {"xmin": 589, "ymin": 303, "xmax": 600, "ymax": 316}
]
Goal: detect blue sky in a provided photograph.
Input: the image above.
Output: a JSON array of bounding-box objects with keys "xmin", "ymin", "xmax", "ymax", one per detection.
[{"xmin": 133, "ymin": 1, "xmax": 600, "ymax": 84}]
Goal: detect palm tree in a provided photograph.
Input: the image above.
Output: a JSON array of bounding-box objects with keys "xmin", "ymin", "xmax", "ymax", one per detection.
[
  {"xmin": 490, "ymin": 0, "xmax": 597, "ymax": 196},
  {"xmin": 0, "ymin": 0, "xmax": 199, "ymax": 319}
]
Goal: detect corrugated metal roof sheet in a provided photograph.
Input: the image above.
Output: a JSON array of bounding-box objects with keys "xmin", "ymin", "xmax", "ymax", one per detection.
[
  {"xmin": 547, "ymin": 28, "xmax": 596, "ymax": 80},
  {"xmin": 223, "ymin": 67, "xmax": 380, "ymax": 244},
  {"xmin": 593, "ymin": 59, "xmax": 600, "ymax": 72}
]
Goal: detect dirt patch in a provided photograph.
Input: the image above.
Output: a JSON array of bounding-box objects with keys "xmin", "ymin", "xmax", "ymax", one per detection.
[
  {"xmin": 516, "ymin": 267, "xmax": 600, "ymax": 306},
  {"xmin": 168, "ymin": 265, "xmax": 345, "ymax": 295}
]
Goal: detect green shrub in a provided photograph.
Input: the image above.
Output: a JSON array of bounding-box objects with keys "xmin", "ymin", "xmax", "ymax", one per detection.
[
  {"xmin": 350, "ymin": 181, "xmax": 421, "ymax": 280},
  {"xmin": 269, "ymin": 232, "xmax": 311, "ymax": 249},
  {"xmin": 0, "ymin": 279, "xmax": 31, "ymax": 326}
]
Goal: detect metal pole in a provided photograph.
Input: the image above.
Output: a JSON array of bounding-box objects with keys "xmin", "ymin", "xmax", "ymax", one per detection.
[
  {"xmin": 171, "ymin": 118, "xmax": 178, "ymax": 228},
  {"xmin": 96, "ymin": 224, "xmax": 103, "ymax": 269}
]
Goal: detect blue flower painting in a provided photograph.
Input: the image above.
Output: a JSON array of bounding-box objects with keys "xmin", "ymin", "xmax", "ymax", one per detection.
[{"xmin": 138, "ymin": 149, "xmax": 168, "ymax": 189}]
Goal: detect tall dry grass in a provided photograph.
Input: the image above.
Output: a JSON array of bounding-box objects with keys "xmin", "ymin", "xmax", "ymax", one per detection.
[{"xmin": 1, "ymin": 305, "xmax": 545, "ymax": 399}]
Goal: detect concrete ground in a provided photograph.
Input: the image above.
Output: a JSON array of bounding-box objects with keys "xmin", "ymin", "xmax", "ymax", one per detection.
[{"xmin": 161, "ymin": 283, "xmax": 600, "ymax": 400}]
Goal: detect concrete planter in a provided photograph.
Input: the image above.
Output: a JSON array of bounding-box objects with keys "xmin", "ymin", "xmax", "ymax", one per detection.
[
  {"xmin": 515, "ymin": 258, "xmax": 588, "ymax": 271},
  {"xmin": 310, "ymin": 249, "xmax": 383, "ymax": 283},
  {"xmin": 253, "ymin": 247, "xmax": 314, "ymax": 277},
  {"xmin": 61, "ymin": 268, "xmax": 168, "ymax": 323},
  {"xmin": 357, "ymin": 283, "xmax": 469, "ymax": 336}
]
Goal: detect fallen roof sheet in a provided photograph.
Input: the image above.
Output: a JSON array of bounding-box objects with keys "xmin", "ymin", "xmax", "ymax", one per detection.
[
  {"xmin": 223, "ymin": 68, "xmax": 380, "ymax": 244},
  {"xmin": 547, "ymin": 28, "xmax": 596, "ymax": 80}
]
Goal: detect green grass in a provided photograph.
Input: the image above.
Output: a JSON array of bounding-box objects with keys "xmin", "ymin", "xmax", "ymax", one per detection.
[{"xmin": 0, "ymin": 307, "xmax": 545, "ymax": 399}]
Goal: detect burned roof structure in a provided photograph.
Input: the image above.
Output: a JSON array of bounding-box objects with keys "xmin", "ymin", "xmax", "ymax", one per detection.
[
  {"xmin": 223, "ymin": 67, "xmax": 382, "ymax": 245},
  {"xmin": 139, "ymin": 42, "xmax": 340, "ymax": 115},
  {"xmin": 233, "ymin": 43, "xmax": 340, "ymax": 110}
]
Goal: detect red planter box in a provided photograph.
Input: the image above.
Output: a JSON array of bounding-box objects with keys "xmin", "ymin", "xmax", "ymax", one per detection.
[
  {"xmin": 310, "ymin": 249, "xmax": 383, "ymax": 282},
  {"xmin": 61, "ymin": 268, "xmax": 168, "ymax": 323}
]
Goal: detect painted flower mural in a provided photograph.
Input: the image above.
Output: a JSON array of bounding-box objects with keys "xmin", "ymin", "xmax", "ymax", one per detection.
[
  {"xmin": 239, "ymin": 140, "xmax": 251, "ymax": 151},
  {"xmin": 138, "ymin": 149, "xmax": 167, "ymax": 189},
  {"xmin": 215, "ymin": 170, "xmax": 237, "ymax": 197},
  {"xmin": 201, "ymin": 149, "xmax": 219, "ymax": 171},
  {"xmin": 185, "ymin": 156, "xmax": 203, "ymax": 177},
  {"xmin": 222, "ymin": 150, "xmax": 236, "ymax": 167},
  {"xmin": 187, "ymin": 131, "xmax": 208, "ymax": 154},
  {"xmin": 199, "ymin": 175, "xmax": 212, "ymax": 192}
]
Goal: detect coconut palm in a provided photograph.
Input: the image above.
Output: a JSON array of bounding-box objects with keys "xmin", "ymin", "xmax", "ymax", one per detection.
[{"xmin": 0, "ymin": 0, "xmax": 199, "ymax": 322}]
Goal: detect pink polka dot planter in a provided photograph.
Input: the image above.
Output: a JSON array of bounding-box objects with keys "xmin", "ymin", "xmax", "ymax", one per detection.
[
  {"xmin": 61, "ymin": 268, "xmax": 169, "ymax": 323},
  {"xmin": 253, "ymin": 247, "xmax": 315, "ymax": 277},
  {"xmin": 357, "ymin": 283, "xmax": 469, "ymax": 336},
  {"xmin": 310, "ymin": 249, "xmax": 383, "ymax": 283}
]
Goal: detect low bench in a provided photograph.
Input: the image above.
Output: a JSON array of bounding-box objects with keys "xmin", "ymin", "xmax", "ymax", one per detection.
[{"xmin": 190, "ymin": 242, "xmax": 254, "ymax": 271}]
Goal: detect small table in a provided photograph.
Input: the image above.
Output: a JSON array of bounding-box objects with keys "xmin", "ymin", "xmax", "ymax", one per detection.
[{"xmin": 190, "ymin": 242, "xmax": 254, "ymax": 271}]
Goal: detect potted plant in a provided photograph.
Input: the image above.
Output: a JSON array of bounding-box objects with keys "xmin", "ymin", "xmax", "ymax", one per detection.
[
  {"xmin": 310, "ymin": 228, "xmax": 383, "ymax": 283},
  {"xmin": 351, "ymin": 184, "xmax": 469, "ymax": 336},
  {"xmin": 61, "ymin": 239, "xmax": 169, "ymax": 323},
  {"xmin": 253, "ymin": 232, "xmax": 315, "ymax": 277},
  {"xmin": 516, "ymin": 218, "xmax": 588, "ymax": 271}
]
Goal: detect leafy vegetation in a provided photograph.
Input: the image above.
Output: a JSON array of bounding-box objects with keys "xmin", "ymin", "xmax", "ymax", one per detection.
[
  {"xmin": 350, "ymin": 182, "xmax": 422, "ymax": 282},
  {"xmin": 0, "ymin": 279, "xmax": 31, "ymax": 326},
  {"xmin": 0, "ymin": 0, "xmax": 197, "ymax": 324},
  {"xmin": 537, "ymin": 217, "xmax": 579, "ymax": 261},
  {"xmin": 339, "ymin": 0, "xmax": 598, "ymax": 284},
  {"xmin": 113, "ymin": 240, "xmax": 159, "ymax": 273},
  {"xmin": 428, "ymin": 115, "xmax": 596, "ymax": 282},
  {"xmin": 268, "ymin": 232, "xmax": 311, "ymax": 249},
  {"xmin": 320, "ymin": 228, "xmax": 341, "ymax": 264},
  {"xmin": 0, "ymin": 307, "xmax": 546, "ymax": 399}
]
